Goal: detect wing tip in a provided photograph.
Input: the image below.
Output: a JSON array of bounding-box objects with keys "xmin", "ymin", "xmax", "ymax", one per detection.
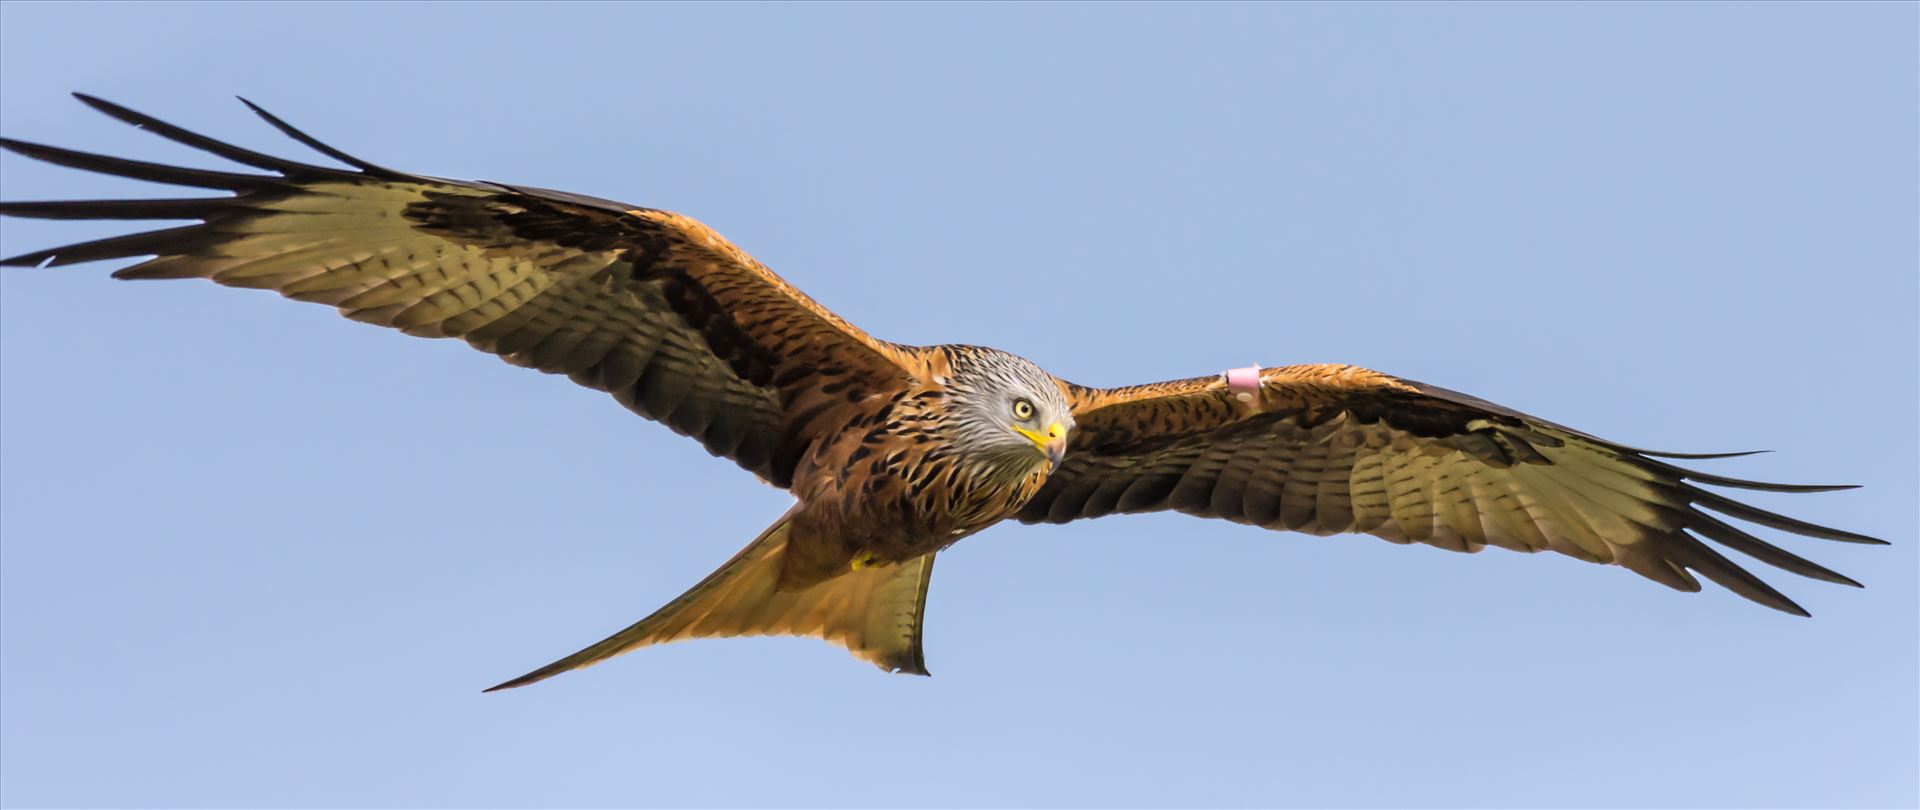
[
  {"xmin": 1777, "ymin": 601, "xmax": 1814, "ymax": 618},
  {"xmin": 1644, "ymin": 448, "xmax": 1771, "ymax": 460},
  {"xmin": 0, "ymin": 252, "xmax": 54, "ymax": 269},
  {"xmin": 481, "ymin": 670, "xmax": 547, "ymax": 693},
  {"xmin": 882, "ymin": 656, "xmax": 932, "ymax": 677},
  {"xmin": 1690, "ymin": 487, "xmax": 1889, "ymax": 545},
  {"xmin": 70, "ymin": 91, "xmax": 134, "ymax": 122}
]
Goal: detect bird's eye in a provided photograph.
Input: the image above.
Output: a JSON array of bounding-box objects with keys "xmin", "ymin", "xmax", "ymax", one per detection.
[{"xmin": 1011, "ymin": 398, "xmax": 1035, "ymax": 420}]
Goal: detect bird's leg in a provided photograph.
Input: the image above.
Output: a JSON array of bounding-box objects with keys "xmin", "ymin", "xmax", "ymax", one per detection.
[{"xmin": 849, "ymin": 551, "xmax": 880, "ymax": 571}]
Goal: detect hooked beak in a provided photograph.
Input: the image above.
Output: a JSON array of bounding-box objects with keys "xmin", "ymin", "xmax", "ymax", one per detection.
[{"xmin": 1015, "ymin": 422, "xmax": 1069, "ymax": 470}]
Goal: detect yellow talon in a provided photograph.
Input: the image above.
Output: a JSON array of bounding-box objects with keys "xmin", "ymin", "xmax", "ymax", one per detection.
[{"xmin": 850, "ymin": 552, "xmax": 879, "ymax": 571}]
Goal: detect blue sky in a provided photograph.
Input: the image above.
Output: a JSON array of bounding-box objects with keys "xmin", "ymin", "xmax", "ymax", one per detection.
[{"xmin": 1, "ymin": 2, "xmax": 1913, "ymax": 807}]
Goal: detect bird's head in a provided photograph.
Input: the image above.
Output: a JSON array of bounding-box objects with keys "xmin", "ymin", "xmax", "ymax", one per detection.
[{"xmin": 940, "ymin": 347, "xmax": 1074, "ymax": 477}]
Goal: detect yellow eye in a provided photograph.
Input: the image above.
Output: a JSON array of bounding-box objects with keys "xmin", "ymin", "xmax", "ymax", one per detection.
[{"xmin": 1012, "ymin": 398, "xmax": 1035, "ymax": 420}]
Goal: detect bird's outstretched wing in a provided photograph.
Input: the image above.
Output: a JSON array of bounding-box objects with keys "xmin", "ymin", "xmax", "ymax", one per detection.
[
  {"xmin": 0, "ymin": 95, "xmax": 921, "ymax": 487},
  {"xmin": 1019, "ymin": 364, "xmax": 1882, "ymax": 614}
]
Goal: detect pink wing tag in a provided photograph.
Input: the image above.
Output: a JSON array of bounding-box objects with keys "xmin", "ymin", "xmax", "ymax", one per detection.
[{"xmin": 1225, "ymin": 365, "xmax": 1262, "ymax": 405}]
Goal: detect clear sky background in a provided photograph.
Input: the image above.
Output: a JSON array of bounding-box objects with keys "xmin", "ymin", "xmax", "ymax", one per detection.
[{"xmin": 0, "ymin": 2, "xmax": 1914, "ymax": 807}]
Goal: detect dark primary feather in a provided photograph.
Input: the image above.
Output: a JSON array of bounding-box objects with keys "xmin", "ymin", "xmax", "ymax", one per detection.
[
  {"xmin": 0, "ymin": 95, "xmax": 919, "ymax": 488},
  {"xmin": 0, "ymin": 136, "xmax": 270, "ymax": 190},
  {"xmin": 0, "ymin": 196, "xmax": 239, "ymax": 220},
  {"xmin": 233, "ymin": 96, "xmax": 411, "ymax": 179},
  {"xmin": 70, "ymin": 92, "xmax": 349, "ymax": 177}
]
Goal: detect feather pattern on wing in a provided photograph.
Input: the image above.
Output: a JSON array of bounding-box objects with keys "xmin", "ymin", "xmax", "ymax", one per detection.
[
  {"xmin": 1019, "ymin": 364, "xmax": 1882, "ymax": 614},
  {"xmin": 0, "ymin": 95, "xmax": 924, "ymax": 487},
  {"xmin": 0, "ymin": 97, "xmax": 1886, "ymax": 689}
]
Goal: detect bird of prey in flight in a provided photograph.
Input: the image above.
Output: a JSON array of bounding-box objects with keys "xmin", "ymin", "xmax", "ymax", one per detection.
[{"xmin": 0, "ymin": 96, "xmax": 1883, "ymax": 691}]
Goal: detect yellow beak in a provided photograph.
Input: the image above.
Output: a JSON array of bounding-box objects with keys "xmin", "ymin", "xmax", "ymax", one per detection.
[{"xmin": 1014, "ymin": 422, "xmax": 1068, "ymax": 469}]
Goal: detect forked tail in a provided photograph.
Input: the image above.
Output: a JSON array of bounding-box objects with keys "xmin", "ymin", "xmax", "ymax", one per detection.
[{"xmin": 485, "ymin": 511, "xmax": 936, "ymax": 691}]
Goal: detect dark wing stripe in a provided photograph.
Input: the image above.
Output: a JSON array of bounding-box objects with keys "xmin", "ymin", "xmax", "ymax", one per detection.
[
  {"xmin": 1646, "ymin": 456, "xmax": 1857, "ymax": 493},
  {"xmin": 1685, "ymin": 485, "xmax": 1885, "ymax": 544},
  {"xmin": 0, "ymin": 197, "xmax": 239, "ymax": 221},
  {"xmin": 0, "ymin": 138, "xmax": 267, "ymax": 190},
  {"xmin": 0, "ymin": 224, "xmax": 218, "ymax": 268},
  {"xmin": 1663, "ymin": 532, "xmax": 1809, "ymax": 616},
  {"xmin": 1685, "ymin": 510, "xmax": 1862, "ymax": 587},
  {"xmin": 1620, "ymin": 447, "xmax": 1766, "ymax": 460},
  {"xmin": 236, "ymin": 97, "xmax": 412, "ymax": 180},
  {"xmin": 72, "ymin": 93, "xmax": 348, "ymax": 178}
]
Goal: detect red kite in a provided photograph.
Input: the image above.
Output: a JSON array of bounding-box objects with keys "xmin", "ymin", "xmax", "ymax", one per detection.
[{"xmin": 0, "ymin": 96, "xmax": 1881, "ymax": 691}]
